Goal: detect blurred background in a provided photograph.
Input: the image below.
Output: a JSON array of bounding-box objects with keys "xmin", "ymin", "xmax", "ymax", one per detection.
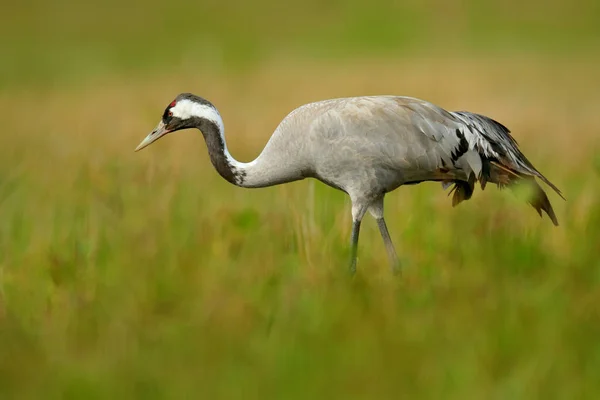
[{"xmin": 1, "ymin": 0, "xmax": 599, "ymax": 398}]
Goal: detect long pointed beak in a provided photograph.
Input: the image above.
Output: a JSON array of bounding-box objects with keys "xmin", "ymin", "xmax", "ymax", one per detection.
[{"xmin": 135, "ymin": 121, "xmax": 171, "ymax": 152}]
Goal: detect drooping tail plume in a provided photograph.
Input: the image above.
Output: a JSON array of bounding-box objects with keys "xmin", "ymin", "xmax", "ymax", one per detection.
[
  {"xmin": 526, "ymin": 178, "xmax": 559, "ymax": 226},
  {"xmin": 488, "ymin": 157, "xmax": 562, "ymax": 226},
  {"xmin": 446, "ymin": 111, "xmax": 564, "ymax": 225}
]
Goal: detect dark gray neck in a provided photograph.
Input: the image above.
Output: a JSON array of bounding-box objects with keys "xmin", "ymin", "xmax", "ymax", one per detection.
[
  {"xmin": 192, "ymin": 116, "xmax": 306, "ymax": 189},
  {"xmin": 195, "ymin": 117, "xmax": 244, "ymax": 186}
]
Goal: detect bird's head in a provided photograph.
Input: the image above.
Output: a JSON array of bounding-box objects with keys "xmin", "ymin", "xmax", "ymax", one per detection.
[{"xmin": 135, "ymin": 93, "xmax": 223, "ymax": 152}]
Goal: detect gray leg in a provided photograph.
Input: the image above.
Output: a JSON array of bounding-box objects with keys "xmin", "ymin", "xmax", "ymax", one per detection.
[
  {"xmin": 349, "ymin": 199, "xmax": 368, "ymax": 274},
  {"xmin": 349, "ymin": 220, "xmax": 361, "ymax": 274},
  {"xmin": 368, "ymin": 196, "xmax": 401, "ymax": 274},
  {"xmin": 376, "ymin": 217, "xmax": 401, "ymax": 274}
]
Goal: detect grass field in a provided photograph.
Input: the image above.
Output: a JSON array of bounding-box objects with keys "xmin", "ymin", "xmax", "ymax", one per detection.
[{"xmin": 1, "ymin": 0, "xmax": 600, "ymax": 398}]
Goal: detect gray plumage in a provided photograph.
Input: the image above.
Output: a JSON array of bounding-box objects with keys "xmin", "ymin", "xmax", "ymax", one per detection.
[{"xmin": 136, "ymin": 93, "xmax": 563, "ymax": 274}]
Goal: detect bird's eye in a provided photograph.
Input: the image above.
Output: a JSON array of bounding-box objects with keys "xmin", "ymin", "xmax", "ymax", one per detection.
[{"xmin": 168, "ymin": 111, "xmax": 173, "ymax": 117}]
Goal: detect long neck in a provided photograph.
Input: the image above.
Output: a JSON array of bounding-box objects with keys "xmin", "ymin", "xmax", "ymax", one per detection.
[{"xmin": 196, "ymin": 117, "xmax": 304, "ymax": 188}]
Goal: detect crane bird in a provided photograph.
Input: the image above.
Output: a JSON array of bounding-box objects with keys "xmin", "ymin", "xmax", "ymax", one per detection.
[{"xmin": 135, "ymin": 93, "xmax": 563, "ymax": 274}]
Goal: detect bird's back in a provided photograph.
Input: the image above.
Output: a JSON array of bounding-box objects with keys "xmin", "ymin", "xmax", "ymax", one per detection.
[{"xmin": 263, "ymin": 96, "xmax": 463, "ymax": 192}]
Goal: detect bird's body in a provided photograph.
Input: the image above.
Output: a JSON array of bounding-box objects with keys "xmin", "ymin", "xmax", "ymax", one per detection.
[{"xmin": 136, "ymin": 93, "xmax": 563, "ymax": 273}]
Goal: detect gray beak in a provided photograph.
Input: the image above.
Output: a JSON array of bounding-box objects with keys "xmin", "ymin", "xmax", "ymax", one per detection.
[{"xmin": 135, "ymin": 121, "xmax": 171, "ymax": 152}]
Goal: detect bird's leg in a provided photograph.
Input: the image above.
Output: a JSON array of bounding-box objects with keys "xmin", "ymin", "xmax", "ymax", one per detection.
[
  {"xmin": 349, "ymin": 219, "xmax": 361, "ymax": 274},
  {"xmin": 376, "ymin": 217, "xmax": 401, "ymax": 275},
  {"xmin": 368, "ymin": 196, "xmax": 401, "ymax": 274},
  {"xmin": 349, "ymin": 201, "xmax": 368, "ymax": 275}
]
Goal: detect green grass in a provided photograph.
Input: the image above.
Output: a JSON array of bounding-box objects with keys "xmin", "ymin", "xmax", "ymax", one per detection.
[
  {"xmin": 1, "ymin": 58, "xmax": 599, "ymax": 398},
  {"xmin": 1, "ymin": 1, "xmax": 600, "ymax": 397}
]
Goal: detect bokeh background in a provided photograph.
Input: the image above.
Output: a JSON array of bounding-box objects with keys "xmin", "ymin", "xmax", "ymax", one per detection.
[{"xmin": 1, "ymin": 0, "xmax": 599, "ymax": 398}]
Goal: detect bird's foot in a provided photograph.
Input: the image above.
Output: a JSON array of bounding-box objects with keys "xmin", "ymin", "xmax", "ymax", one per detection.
[
  {"xmin": 349, "ymin": 259, "xmax": 357, "ymax": 275},
  {"xmin": 390, "ymin": 260, "xmax": 402, "ymax": 276}
]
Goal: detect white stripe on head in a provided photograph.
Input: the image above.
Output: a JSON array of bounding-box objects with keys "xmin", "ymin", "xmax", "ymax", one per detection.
[{"xmin": 170, "ymin": 99, "xmax": 225, "ymax": 134}]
